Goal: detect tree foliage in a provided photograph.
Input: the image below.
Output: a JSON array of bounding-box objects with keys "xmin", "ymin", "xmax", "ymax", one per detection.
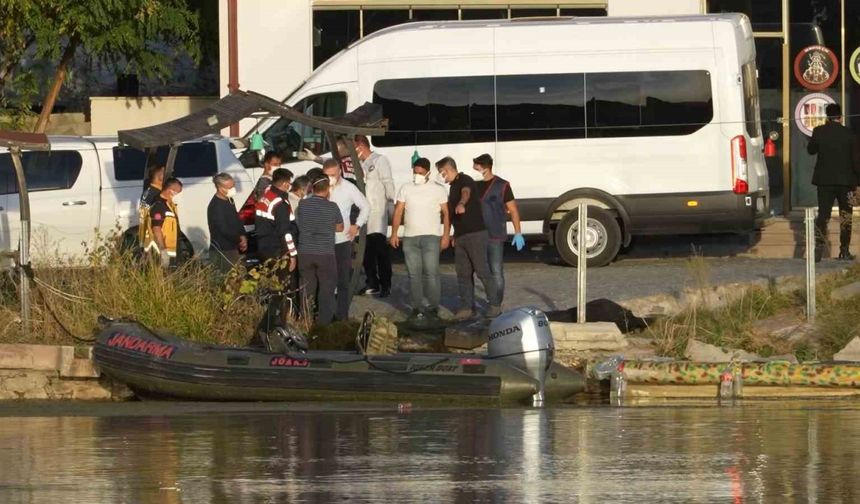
[{"xmin": 0, "ymin": 0, "xmax": 201, "ymax": 129}]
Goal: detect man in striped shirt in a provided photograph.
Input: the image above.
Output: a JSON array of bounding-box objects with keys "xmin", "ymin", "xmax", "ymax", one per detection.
[{"xmin": 297, "ymin": 172, "xmax": 344, "ymax": 326}]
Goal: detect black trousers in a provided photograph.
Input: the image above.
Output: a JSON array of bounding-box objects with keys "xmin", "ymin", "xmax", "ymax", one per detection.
[
  {"xmin": 815, "ymin": 185, "xmax": 853, "ymax": 252},
  {"xmin": 362, "ymin": 232, "xmax": 392, "ymax": 291}
]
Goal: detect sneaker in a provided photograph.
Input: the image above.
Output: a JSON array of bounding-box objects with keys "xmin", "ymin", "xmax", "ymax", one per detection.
[
  {"xmin": 485, "ymin": 305, "xmax": 502, "ymax": 318},
  {"xmin": 379, "ymin": 289, "xmax": 391, "ymax": 298},
  {"xmin": 357, "ymin": 286, "xmax": 380, "ymax": 296},
  {"xmin": 454, "ymin": 309, "xmax": 473, "ymax": 321}
]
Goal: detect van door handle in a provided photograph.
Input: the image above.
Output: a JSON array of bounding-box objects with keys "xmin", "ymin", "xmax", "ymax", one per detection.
[{"xmin": 62, "ymin": 200, "xmax": 87, "ymax": 206}]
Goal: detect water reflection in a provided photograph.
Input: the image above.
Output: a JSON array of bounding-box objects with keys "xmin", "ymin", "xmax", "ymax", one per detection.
[{"xmin": 1, "ymin": 402, "xmax": 860, "ymax": 503}]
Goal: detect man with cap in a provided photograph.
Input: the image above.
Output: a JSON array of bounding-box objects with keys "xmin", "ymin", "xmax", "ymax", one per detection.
[
  {"xmin": 473, "ymin": 153, "xmax": 525, "ymax": 305},
  {"xmin": 390, "ymin": 157, "xmax": 451, "ymax": 322}
]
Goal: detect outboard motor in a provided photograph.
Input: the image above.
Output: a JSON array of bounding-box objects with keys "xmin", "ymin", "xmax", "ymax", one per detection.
[{"xmin": 488, "ymin": 307, "xmax": 555, "ymax": 406}]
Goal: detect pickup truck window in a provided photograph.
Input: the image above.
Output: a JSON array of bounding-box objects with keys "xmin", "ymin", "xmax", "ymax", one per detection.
[
  {"xmin": 113, "ymin": 142, "xmax": 218, "ymax": 181},
  {"xmin": 0, "ymin": 150, "xmax": 83, "ymax": 194}
]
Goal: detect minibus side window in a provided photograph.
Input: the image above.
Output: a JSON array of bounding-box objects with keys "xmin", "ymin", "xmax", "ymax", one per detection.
[
  {"xmin": 373, "ymin": 76, "xmax": 494, "ymax": 147},
  {"xmin": 586, "ymin": 70, "xmax": 713, "ymax": 138},
  {"xmin": 496, "ymin": 73, "xmax": 586, "ymax": 141}
]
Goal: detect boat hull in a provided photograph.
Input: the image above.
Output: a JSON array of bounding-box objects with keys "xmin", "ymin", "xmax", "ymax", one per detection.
[{"xmin": 93, "ymin": 321, "xmax": 584, "ymax": 404}]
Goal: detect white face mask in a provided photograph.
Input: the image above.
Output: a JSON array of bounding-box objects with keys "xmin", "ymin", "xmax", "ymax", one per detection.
[
  {"xmin": 413, "ymin": 173, "xmax": 428, "ymax": 185},
  {"xmin": 171, "ymin": 190, "xmax": 183, "ymax": 205},
  {"xmin": 328, "ymin": 175, "xmax": 338, "ymax": 186},
  {"xmin": 436, "ymin": 173, "xmax": 448, "ymax": 185},
  {"xmin": 225, "ymin": 187, "xmax": 237, "ymax": 199}
]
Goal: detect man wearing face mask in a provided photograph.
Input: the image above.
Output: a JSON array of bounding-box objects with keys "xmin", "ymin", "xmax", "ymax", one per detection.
[
  {"xmin": 207, "ymin": 172, "xmax": 247, "ymax": 273},
  {"xmin": 144, "ymin": 177, "xmax": 184, "ymax": 268},
  {"xmin": 255, "ymin": 168, "xmax": 298, "ymax": 267},
  {"xmin": 296, "ymin": 173, "xmax": 344, "ymax": 326},
  {"xmin": 473, "ymin": 153, "xmax": 525, "ymax": 306},
  {"xmin": 436, "ymin": 157, "xmax": 501, "ymax": 320},
  {"xmin": 389, "ymin": 158, "xmax": 450, "ymax": 322},
  {"xmin": 254, "ymin": 168, "xmax": 300, "ymax": 330},
  {"xmin": 354, "ymin": 135, "xmax": 396, "ymax": 298},
  {"xmin": 323, "ymin": 158, "xmax": 369, "ymax": 321}
]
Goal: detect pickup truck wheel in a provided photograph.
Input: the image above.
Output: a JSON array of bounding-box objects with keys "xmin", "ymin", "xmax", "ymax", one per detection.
[{"xmin": 554, "ymin": 206, "xmax": 621, "ymax": 268}]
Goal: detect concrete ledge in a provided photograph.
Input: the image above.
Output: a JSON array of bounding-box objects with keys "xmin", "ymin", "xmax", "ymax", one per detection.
[
  {"xmin": 0, "ymin": 344, "xmax": 73, "ymax": 372},
  {"xmin": 550, "ymin": 322, "xmax": 627, "ymax": 352},
  {"xmin": 0, "ymin": 345, "xmax": 121, "ymax": 400}
]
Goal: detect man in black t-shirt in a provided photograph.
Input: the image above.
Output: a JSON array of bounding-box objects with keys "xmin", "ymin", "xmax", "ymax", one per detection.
[{"xmin": 436, "ymin": 156, "xmax": 501, "ymax": 320}]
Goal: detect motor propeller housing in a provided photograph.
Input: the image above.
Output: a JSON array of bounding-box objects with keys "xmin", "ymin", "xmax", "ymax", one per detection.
[{"xmin": 487, "ymin": 307, "xmax": 555, "ymax": 406}]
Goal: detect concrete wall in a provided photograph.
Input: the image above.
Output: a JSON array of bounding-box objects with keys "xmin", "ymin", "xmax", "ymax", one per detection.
[
  {"xmin": 89, "ymin": 96, "xmax": 218, "ymax": 136},
  {"xmin": 218, "ymin": 0, "xmax": 313, "ymax": 135},
  {"xmin": 608, "ymin": 0, "xmax": 703, "ymax": 16}
]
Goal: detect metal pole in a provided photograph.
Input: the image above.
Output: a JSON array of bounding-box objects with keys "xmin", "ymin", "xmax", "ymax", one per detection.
[
  {"xmin": 340, "ymin": 136, "xmax": 368, "ymax": 296},
  {"xmin": 577, "ymin": 203, "xmax": 587, "ymax": 324},
  {"xmin": 9, "ymin": 147, "xmax": 31, "ymax": 335},
  {"xmin": 164, "ymin": 143, "xmax": 179, "ymax": 179},
  {"xmin": 805, "ymin": 207, "xmax": 816, "ymax": 323}
]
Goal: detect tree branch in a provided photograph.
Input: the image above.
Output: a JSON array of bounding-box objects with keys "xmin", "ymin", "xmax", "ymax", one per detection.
[{"xmin": 33, "ymin": 36, "xmax": 78, "ymax": 133}]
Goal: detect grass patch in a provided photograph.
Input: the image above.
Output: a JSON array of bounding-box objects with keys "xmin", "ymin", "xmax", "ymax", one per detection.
[
  {"xmin": 645, "ymin": 257, "xmax": 860, "ymax": 361},
  {"xmin": 0, "ymin": 231, "xmax": 321, "ymax": 346}
]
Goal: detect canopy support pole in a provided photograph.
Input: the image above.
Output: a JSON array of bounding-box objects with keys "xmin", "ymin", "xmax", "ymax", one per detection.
[{"xmin": 9, "ymin": 146, "xmax": 31, "ymax": 335}]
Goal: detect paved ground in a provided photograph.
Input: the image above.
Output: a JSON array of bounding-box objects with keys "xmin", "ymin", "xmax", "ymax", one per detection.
[{"xmin": 350, "ymin": 242, "xmax": 845, "ymax": 321}]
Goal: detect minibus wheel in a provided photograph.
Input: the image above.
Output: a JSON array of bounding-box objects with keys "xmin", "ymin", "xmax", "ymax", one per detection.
[{"xmin": 555, "ymin": 206, "xmax": 621, "ymax": 267}]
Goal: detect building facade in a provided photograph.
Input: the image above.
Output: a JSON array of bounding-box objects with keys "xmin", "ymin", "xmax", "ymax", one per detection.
[{"xmin": 218, "ymin": 0, "xmax": 860, "ymax": 212}]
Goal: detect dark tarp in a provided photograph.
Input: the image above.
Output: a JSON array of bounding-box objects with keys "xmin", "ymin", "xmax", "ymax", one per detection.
[{"xmin": 117, "ymin": 90, "xmax": 387, "ymax": 150}]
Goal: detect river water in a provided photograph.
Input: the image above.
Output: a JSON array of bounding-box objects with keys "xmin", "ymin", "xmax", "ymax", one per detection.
[{"xmin": 1, "ymin": 400, "xmax": 859, "ymax": 503}]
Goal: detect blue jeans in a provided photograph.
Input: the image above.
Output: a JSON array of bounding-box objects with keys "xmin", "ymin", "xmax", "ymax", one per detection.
[
  {"xmin": 487, "ymin": 240, "xmax": 505, "ymax": 304},
  {"xmin": 402, "ymin": 235, "xmax": 441, "ymax": 312}
]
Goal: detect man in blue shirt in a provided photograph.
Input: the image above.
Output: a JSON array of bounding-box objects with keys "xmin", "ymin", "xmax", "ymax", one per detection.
[{"xmin": 473, "ymin": 153, "xmax": 525, "ymax": 305}]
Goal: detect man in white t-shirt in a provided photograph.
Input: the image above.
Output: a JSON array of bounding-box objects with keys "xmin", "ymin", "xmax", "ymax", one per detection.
[{"xmin": 390, "ymin": 157, "xmax": 451, "ymax": 321}]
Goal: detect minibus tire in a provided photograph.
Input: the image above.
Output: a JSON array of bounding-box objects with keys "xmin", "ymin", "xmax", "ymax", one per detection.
[{"xmin": 555, "ymin": 206, "xmax": 621, "ymax": 268}]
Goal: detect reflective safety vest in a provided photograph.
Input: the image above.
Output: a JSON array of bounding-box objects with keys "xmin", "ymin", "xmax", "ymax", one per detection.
[
  {"xmin": 138, "ymin": 183, "xmax": 162, "ymax": 246},
  {"xmin": 255, "ymin": 187, "xmax": 297, "ymax": 258},
  {"xmin": 142, "ymin": 198, "xmax": 180, "ymax": 256}
]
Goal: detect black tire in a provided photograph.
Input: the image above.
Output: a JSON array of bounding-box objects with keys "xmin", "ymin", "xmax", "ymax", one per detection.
[{"xmin": 554, "ymin": 206, "xmax": 622, "ymax": 267}]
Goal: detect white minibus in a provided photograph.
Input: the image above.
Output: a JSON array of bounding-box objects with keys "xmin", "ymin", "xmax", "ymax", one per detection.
[{"xmin": 239, "ymin": 14, "xmax": 769, "ymax": 266}]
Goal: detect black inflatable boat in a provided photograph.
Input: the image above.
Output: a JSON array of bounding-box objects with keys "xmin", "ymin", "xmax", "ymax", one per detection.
[{"xmin": 93, "ymin": 309, "xmax": 584, "ymax": 404}]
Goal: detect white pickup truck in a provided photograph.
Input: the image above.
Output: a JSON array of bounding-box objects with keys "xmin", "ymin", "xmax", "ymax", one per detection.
[{"xmin": 0, "ymin": 135, "xmax": 261, "ymax": 262}]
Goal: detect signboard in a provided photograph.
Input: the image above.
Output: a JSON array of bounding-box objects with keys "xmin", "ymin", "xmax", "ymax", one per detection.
[
  {"xmin": 851, "ymin": 46, "xmax": 860, "ymax": 85},
  {"xmin": 794, "ymin": 45, "xmax": 839, "ymax": 91},
  {"xmin": 794, "ymin": 93, "xmax": 836, "ymax": 136}
]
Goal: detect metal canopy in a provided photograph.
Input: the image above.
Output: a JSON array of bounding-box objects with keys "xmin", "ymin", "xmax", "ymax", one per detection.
[
  {"xmin": 117, "ymin": 90, "xmax": 387, "ymax": 150},
  {"xmin": 0, "ymin": 131, "xmax": 50, "ymax": 150}
]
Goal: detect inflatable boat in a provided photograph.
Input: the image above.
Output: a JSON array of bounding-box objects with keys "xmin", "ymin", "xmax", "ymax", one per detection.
[{"xmin": 93, "ymin": 308, "xmax": 584, "ymax": 404}]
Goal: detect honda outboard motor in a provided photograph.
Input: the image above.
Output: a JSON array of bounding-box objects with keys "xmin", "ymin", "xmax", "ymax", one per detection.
[{"xmin": 487, "ymin": 307, "xmax": 555, "ymax": 406}]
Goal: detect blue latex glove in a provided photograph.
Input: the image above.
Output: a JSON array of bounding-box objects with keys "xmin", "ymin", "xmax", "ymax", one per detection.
[{"xmin": 512, "ymin": 233, "xmax": 526, "ymax": 252}]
